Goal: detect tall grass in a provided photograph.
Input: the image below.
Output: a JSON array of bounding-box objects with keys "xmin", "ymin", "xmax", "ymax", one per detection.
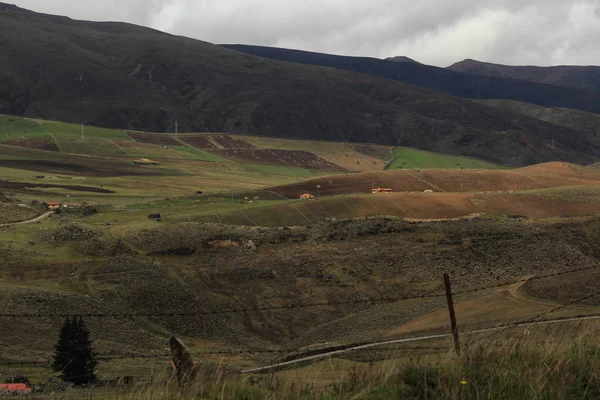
[{"xmin": 87, "ymin": 322, "xmax": 598, "ymax": 399}]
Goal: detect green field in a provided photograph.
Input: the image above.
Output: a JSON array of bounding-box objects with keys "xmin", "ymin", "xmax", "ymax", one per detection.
[
  {"xmin": 0, "ymin": 115, "xmax": 46, "ymax": 141},
  {"xmin": 40, "ymin": 119, "xmax": 131, "ymax": 140},
  {"xmin": 388, "ymin": 147, "xmax": 504, "ymax": 170}
]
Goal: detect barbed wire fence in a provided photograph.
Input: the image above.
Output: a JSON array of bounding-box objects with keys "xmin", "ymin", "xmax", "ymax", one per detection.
[{"xmin": 0, "ymin": 264, "xmax": 597, "ymax": 371}]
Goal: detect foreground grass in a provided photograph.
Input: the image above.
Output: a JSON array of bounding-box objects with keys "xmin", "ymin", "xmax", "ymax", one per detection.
[{"xmin": 59, "ymin": 323, "xmax": 598, "ymax": 399}]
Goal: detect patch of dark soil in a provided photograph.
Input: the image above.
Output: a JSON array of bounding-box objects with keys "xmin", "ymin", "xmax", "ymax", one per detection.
[
  {"xmin": 179, "ymin": 135, "xmax": 217, "ymax": 149},
  {"xmin": 0, "ymin": 159, "xmax": 174, "ymax": 177},
  {"xmin": 212, "ymin": 136, "xmax": 255, "ymax": 149},
  {"xmin": 351, "ymin": 144, "xmax": 392, "ymax": 160},
  {"xmin": 0, "ymin": 179, "xmax": 115, "ymax": 193},
  {"xmin": 128, "ymin": 132, "xmax": 181, "ymax": 146},
  {"xmin": 218, "ymin": 148, "xmax": 346, "ymax": 170},
  {"xmin": 3, "ymin": 136, "xmax": 60, "ymax": 152}
]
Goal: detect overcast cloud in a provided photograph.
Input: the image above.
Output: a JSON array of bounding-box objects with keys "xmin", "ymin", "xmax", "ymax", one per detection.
[{"xmin": 9, "ymin": 0, "xmax": 600, "ymax": 66}]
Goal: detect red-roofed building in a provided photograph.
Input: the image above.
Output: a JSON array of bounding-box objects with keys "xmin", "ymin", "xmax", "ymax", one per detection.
[
  {"xmin": 0, "ymin": 383, "xmax": 32, "ymax": 395},
  {"xmin": 46, "ymin": 201, "xmax": 62, "ymax": 210}
]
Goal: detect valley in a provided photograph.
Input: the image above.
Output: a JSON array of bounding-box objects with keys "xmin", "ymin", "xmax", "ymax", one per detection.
[
  {"xmin": 0, "ymin": 2, "xmax": 599, "ymax": 398},
  {"xmin": 0, "ymin": 115, "xmax": 598, "ymax": 398}
]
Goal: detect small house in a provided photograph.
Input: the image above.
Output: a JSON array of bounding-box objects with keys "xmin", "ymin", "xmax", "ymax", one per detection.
[
  {"xmin": 299, "ymin": 193, "xmax": 315, "ymax": 200},
  {"xmin": 371, "ymin": 187, "xmax": 393, "ymax": 194},
  {"xmin": 0, "ymin": 383, "xmax": 32, "ymax": 395},
  {"xmin": 46, "ymin": 201, "xmax": 62, "ymax": 210}
]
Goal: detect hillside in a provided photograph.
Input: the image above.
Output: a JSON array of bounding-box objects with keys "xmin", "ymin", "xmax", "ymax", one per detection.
[
  {"xmin": 475, "ymin": 99, "xmax": 600, "ymax": 137},
  {"xmin": 267, "ymin": 162, "xmax": 600, "ymax": 198},
  {"xmin": 1, "ymin": 5, "xmax": 600, "ymax": 166},
  {"xmin": 449, "ymin": 59, "xmax": 600, "ymax": 91},
  {"xmin": 223, "ymin": 44, "xmax": 600, "ymax": 114}
]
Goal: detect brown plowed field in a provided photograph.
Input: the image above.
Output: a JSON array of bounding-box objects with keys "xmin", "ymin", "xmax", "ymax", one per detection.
[
  {"xmin": 477, "ymin": 192, "xmax": 600, "ymax": 218},
  {"xmin": 212, "ymin": 136, "xmax": 255, "ymax": 149},
  {"xmin": 178, "ymin": 135, "xmax": 218, "ymax": 149},
  {"xmin": 270, "ymin": 164, "xmax": 600, "ymax": 198},
  {"xmin": 218, "ymin": 149, "xmax": 347, "ymax": 171},
  {"xmin": 518, "ymin": 162, "xmax": 579, "ymax": 176},
  {"xmin": 128, "ymin": 132, "xmax": 181, "ymax": 146},
  {"xmin": 111, "ymin": 140, "xmax": 157, "ymax": 149},
  {"xmin": 197, "ymin": 190, "xmax": 600, "ymax": 227},
  {"xmin": 3, "ymin": 136, "xmax": 59, "ymax": 152}
]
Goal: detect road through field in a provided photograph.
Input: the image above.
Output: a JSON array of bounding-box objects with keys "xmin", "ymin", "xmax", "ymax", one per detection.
[
  {"xmin": 242, "ymin": 315, "xmax": 600, "ymax": 373},
  {"xmin": 8, "ymin": 211, "xmax": 53, "ymax": 225}
]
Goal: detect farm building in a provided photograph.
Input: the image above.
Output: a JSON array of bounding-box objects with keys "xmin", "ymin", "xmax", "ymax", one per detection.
[
  {"xmin": 371, "ymin": 187, "xmax": 393, "ymax": 194},
  {"xmin": 46, "ymin": 201, "xmax": 62, "ymax": 210},
  {"xmin": 0, "ymin": 383, "xmax": 32, "ymax": 395},
  {"xmin": 299, "ymin": 193, "xmax": 315, "ymax": 200}
]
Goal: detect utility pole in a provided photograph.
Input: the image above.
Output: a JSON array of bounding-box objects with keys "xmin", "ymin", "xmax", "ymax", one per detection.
[
  {"xmin": 81, "ymin": 123, "xmax": 84, "ymax": 141},
  {"xmin": 175, "ymin": 118, "xmax": 178, "ymax": 134},
  {"xmin": 443, "ymin": 273, "xmax": 461, "ymax": 356},
  {"xmin": 317, "ymin": 184, "xmax": 321, "ymax": 200}
]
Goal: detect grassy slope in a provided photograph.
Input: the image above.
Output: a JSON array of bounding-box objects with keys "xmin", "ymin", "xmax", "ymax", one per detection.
[
  {"xmin": 0, "ymin": 114, "xmax": 46, "ymax": 141},
  {"xmin": 388, "ymin": 147, "xmax": 504, "ymax": 170},
  {"xmin": 186, "ymin": 187, "xmax": 600, "ymax": 227},
  {"xmin": 1, "ymin": 215, "xmax": 599, "ymax": 392}
]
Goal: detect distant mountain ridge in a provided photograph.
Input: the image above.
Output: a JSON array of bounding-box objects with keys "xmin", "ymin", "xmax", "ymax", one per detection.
[
  {"xmin": 223, "ymin": 44, "xmax": 600, "ymax": 115},
  {"xmin": 448, "ymin": 59, "xmax": 600, "ymax": 92}
]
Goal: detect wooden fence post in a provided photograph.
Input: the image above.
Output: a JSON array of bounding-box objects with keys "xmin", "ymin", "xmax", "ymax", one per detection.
[{"xmin": 443, "ymin": 273, "xmax": 461, "ymax": 356}]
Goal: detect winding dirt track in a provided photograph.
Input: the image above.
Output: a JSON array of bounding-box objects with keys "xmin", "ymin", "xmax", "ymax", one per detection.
[
  {"xmin": 242, "ymin": 315, "xmax": 600, "ymax": 374},
  {"xmin": 5, "ymin": 211, "xmax": 53, "ymax": 225}
]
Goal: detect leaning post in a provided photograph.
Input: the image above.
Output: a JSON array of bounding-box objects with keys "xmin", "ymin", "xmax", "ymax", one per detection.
[{"xmin": 443, "ymin": 273, "xmax": 461, "ymax": 356}]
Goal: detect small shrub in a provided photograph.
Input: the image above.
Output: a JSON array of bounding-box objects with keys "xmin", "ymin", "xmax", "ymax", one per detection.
[
  {"xmin": 82, "ymin": 206, "xmax": 98, "ymax": 216},
  {"xmin": 4, "ymin": 375, "xmax": 30, "ymax": 385}
]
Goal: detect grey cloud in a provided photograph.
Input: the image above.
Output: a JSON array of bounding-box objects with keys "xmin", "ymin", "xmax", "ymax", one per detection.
[{"xmin": 9, "ymin": 0, "xmax": 600, "ymax": 66}]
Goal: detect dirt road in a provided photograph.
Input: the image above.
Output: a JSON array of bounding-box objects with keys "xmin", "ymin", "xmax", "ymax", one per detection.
[
  {"xmin": 242, "ymin": 315, "xmax": 600, "ymax": 373},
  {"xmin": 8, "ymin": 211, "xmax": 53, "ymax": 225}
]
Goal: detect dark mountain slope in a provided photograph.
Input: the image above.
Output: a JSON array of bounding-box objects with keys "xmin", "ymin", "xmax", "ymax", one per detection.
[
  {"xmin": 476, "ymin": 99, "xmax": 600, "ymax": 137},
  {"xmin": 449, "ymin": 59, "xmax": 600, "ymax": 92},
  {"xmin": 223, "ymin": 44, "xmax": 600, "ymax": 114},
  {"xmin": 0, "ymin": 3, "xmax": 599, "ymax": 166}
]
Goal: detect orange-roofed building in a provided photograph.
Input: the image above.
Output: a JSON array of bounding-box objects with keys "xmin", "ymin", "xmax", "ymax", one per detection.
[
  {"xmin": 371, "ymin": 187, "xmax": 393, "ymax": 194},
  {"xmin": 0, "ymin": 383, "xmax": 32, "ymax": 395},
  {"xmin": 46, "ymin": 202, "xmax": 62, "ymax": 210},
  {"xmin": 299, "ymin": 193, "xmax": 315, "ymax": 200}
]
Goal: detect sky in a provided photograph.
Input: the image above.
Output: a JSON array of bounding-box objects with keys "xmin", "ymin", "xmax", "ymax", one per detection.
[{"xmin": 9, "ymin": 0, "xmax": 600, "ymax": 67}]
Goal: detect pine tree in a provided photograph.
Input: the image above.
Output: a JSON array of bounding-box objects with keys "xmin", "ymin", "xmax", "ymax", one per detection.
[
  {"xmin": 52, "ymin": 317, "xmax": 75, "ymax": 373},
  {"xmin": 52, "ymin": 316, "xmax": 98, "ymax": 385}
]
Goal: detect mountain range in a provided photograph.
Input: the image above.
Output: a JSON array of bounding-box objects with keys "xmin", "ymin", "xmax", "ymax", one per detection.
[
  {"xmin": 0, "ymin": 2, "xmax": 599, "ymax": 166},
  {"xmin": 448, "ymin": 59, "xmax": 600, "ymax": 91},
  {"xmin": 224, "ymin": 45, "xmax": 600, "ymax": 115}
]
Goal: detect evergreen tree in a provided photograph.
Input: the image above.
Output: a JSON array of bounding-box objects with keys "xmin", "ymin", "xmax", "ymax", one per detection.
[
  {"xmin": 52, "ymin": 317, "xmax": 75, "ymax": 373},
  {"xmin": 52, "ymin": 316, "xmax": 98, "ymax": 385}
]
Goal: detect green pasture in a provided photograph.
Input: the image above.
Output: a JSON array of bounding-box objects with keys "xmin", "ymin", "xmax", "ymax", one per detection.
[
  {"xmin": 388, "ymin": 147, "xmax": 504, "ymax": 170},
  {"xmin": 0, "ymin": 115, "xmax": 46, "ymax": 141},
  {"xmin": 40, "ymin": 120, "xmax": 131, "ymax": 140}
]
